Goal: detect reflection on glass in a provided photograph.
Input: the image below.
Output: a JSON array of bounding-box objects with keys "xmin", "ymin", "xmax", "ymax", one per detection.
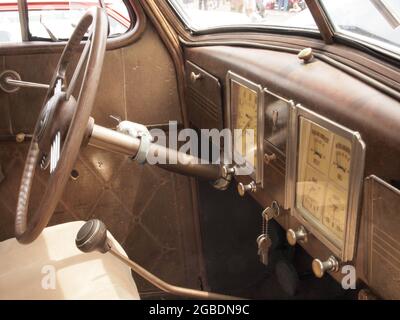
[
  {"xmin": 321, "ymin": 0, "xmax": 400, "ymax": 55},
  {"xmin": 26, "ymin": 0, "xmax": 131, "ymax": 40},
  {"xmin": 170, "ymin": 0, "xmax": 317, "ymax": 31}
]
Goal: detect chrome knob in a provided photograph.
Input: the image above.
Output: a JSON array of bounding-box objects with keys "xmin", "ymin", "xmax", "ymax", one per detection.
[
  {"xmin": 221, "ymin": 166, "xmax": 235, "ymax": 179},
  {"xmin": 237, "ymin": 181, "xmax": 257, "ymax": 197},
  {"xmin": 312, "ymin": 256, "xmax": 339, "ymax": 278},
  {"xmin": 190, "ymin": 72, "xmax": 202, "ymax": 83},
  {"xmin": 286, "ymin": 226, "xmax": 308, "ymax": 246}
]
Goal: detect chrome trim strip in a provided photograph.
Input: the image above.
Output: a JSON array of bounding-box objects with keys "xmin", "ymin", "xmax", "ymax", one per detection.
[{"xmin": 263, "ymin": 88, "xmax": 295, "ymax": 210}]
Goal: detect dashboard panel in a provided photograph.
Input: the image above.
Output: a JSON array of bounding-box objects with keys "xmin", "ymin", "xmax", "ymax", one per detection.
[{"xmin": 184, "ymin": 45, "xmax": 400, "ymax": 297}]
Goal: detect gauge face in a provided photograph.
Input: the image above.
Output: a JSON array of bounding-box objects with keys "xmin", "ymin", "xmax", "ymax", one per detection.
[
  {"xmin": 329, "ymin": 135, "xmax": 352, "ymax": 189},
  {"xmin": 323, "ymin": 185, "xmax": 347, "ymax": 239},
  {"xmin": 232, "ymin": 81, "xmax": 259, "ymax": 171},
  {"xmin": 300, "ymin": 165, "xmax": 326, "ymax": 221},
  {"xmin": 296, "ymin": 117, "xmax": 353, "ymax": 247},
  {"xmin": 307, "ymin": 123, "xmax": 332, "ymax": 174}
]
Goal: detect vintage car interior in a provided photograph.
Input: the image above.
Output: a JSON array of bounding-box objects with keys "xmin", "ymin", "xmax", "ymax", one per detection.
[{"xmin": 0, "ymin": 0, "xmax": 399, "ymax": 300}]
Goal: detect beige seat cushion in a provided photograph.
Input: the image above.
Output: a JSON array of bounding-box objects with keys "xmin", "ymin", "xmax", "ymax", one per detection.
[{"xmin": 0, "ymin": 221, "xmax": 140, "ymax": 300}]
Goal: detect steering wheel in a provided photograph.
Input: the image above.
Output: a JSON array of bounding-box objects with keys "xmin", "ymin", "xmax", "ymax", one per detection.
[{"xmin": 15, "ymin": 7, "xmax": 108, "ymax": 244}]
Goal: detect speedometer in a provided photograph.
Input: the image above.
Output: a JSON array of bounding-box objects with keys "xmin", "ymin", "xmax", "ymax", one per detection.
[
  {"xmin": 226, "ymin": 71, "xmax": 264, "ymax": 185},
  {"xmin": 234, "ymin": 83, "xmax": 258, "ymax": 170}
]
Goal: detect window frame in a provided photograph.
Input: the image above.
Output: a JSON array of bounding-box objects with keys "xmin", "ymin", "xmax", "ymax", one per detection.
[{"xmin": 166, "ymin": 0, "xmax": 321, "ymax": 38}]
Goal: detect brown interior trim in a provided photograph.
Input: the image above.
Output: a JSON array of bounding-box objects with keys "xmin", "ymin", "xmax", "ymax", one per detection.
[
  {"xmin": 305, "ymin": 0, "xmax": 334, "ymax": 44},
  {"xmin": 0, "ymin": 0, "xmax": 147, "ymax": 56},
  {"xmin": 155, "ymin": 0, "xmax": 400, "ymax": 98},
  {"xmin": 138, "ymin": 0, "xmax": 188, "ymax": 127},
  {"xmin": 181, "ymin": 38, "xmax": 400, "ymax": 101},
  {"xmin": 138, "ymin": 0, "xmax": 208, "ymax": 290}
]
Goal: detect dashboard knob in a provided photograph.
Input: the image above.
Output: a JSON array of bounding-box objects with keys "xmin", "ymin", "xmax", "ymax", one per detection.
[
  {"xmin": 286, "ymin": 226, "xmax": 308, "ymax": 246},
  {"xmin": 190, "ymin": 71, "xmax": 202, "ymax": 83},
  {"xmin": 298, "ymin": 48, "xmax": 314, "ymax": 64},
  {"xmin": 221, "ymin": 166, "xmax": 235, "ymax": 179},
  {"xmin": 312, "ymin": 256, "xmax": 339, "ymax": 278},
  {"xmin": 237, "ymin": 181, "xmax": 257, "ymax": 197}
]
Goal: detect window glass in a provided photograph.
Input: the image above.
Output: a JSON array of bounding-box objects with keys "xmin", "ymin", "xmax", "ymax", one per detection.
[
  {"xmin": 321, "ymin": 0, "xmax": 400, "ymax": 56},
  {"xmin": 0, "ymin": 0, "xmax": 132, "ymax": 43},
  {"xmin": 169, "ymin": 0, "xmax": 317, "ymax": 31},
  {"xmin": 27, "ymin": 0, "xmax": 131, "ymax": 40},
  {"xmin": 0, "ymin": 0, "xmax": 22, "ymax": 43}
]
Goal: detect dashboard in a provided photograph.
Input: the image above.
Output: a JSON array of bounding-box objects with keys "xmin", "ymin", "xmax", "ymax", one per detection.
[
  {"xmin": 184, "ymin": 45, "xmax": 400, "ymax": 298},
  {"xmin": 226, "ymin": 71, "xmax": 365, "ymax": 262}
]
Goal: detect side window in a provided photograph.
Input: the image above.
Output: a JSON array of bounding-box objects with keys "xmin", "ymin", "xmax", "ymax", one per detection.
[
  {"xmin": 0, "ymin": 0, "xmax": 22, "ymax": 43},
  {"xmin": 0, "ymin": 0, "xmax": 133, "ymax": 43}
]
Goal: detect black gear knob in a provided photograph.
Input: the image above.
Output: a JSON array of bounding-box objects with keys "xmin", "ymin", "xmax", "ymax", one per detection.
[{"xmin": 75, "ymin": 219, "xmax": 111, "ymax": 254}]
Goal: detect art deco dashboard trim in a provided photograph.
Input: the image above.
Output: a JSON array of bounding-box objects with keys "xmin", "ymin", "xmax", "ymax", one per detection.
[
  {"xmin": 287, "ymin": 104, "xmax": 366, "ymax": 262},
  {"xmin": 263, "ymin": 88, "xmax": 295, "ymax": 209},
  {"xmin": 225, "ymin": 71, "xmax": 265, "ymax": 187}
]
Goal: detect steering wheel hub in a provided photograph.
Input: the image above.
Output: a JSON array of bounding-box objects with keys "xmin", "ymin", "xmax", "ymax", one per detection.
[{"xmin": 37, "ymin": 92, "xmax": 76, "ymax": 154}]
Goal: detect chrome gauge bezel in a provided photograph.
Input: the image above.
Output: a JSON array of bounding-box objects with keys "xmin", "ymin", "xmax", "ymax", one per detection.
[{"xmin": 287, "ymin": 104, "xmax": 366, "ymax": 262}]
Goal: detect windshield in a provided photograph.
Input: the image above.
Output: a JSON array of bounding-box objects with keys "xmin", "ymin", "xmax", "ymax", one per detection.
[
  {"xmin": 169, "ymin": 0, "xmax": 318, "ymax": 31},
  {"xmin": 321, "ymin": 0, "xmax": 400, "ymax": 56}
]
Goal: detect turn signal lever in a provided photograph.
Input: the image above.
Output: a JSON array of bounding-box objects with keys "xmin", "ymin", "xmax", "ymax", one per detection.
[{"xmin": 76, "ymin": 219, "xmax": 244, "ymax": 300}]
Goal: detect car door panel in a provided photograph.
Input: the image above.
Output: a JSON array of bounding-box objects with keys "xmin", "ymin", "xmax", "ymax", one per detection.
[{"xmin": 0, "ymin": 10, "xmax": 204, "ymax": 298}]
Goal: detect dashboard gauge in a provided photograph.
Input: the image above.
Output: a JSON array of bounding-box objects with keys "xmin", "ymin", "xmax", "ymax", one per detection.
[
  {"xmin": 297, "ymin": 117, "xmax": 347, "ymax": 245},
  {"xmin": 307, "ymin": 123, "xmax": 332, "ymax": 175},
  {"xmin": 329, "ymin": 135, "xmax": 352, "ymax": 190},
  {"xmin": 299, "ymin": 165, "xmax": 326, "ymax": 221},
  {"xmin": 234, "ymin": 84, "xmax": 258, "ymax": 168},
  {"xmin": 289, "ymin": 106, "xmax": 365, "ymax": 261},
  {"xmin": 323, "ymin": 184, "xmax": 347, "ymax": 240},
  {"xmin": 226, "ymin": 71, "xmax": 264, "ymax": 184}
]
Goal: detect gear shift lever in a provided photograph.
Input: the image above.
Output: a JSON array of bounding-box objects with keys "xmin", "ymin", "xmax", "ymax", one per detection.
[
  {"xmin": 75, "ymin": 219, "xmax": 111, "ymax": 253},
  {"xmin": 76, "ymin": 220, "xmax": 243, "ymax": 300}
]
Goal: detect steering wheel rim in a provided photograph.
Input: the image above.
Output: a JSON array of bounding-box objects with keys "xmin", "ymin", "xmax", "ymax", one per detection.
[{"xmin": 15, "ymin": 7, "xmax": 108, "ymax": 244}]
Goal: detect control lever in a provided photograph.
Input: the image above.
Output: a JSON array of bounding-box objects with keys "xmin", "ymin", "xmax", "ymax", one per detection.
[{"xmin": 76, "ymin": 219, "xmax": 244, "ymax": 300}]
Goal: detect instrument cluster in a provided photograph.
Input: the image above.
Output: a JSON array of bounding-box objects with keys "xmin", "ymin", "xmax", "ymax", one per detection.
[{"xmin": 225, "ymin": 71, "xmax": 366, "ymax": 265}]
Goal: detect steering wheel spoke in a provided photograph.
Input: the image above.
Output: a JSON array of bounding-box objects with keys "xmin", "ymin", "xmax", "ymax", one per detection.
[
  {"xmin": 66, "ymin": 32, "xmax": 93, "ymax": 101},
  {"xmin": 50, "ymin": 131, "xmax": 61, "ymax": 174}
]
